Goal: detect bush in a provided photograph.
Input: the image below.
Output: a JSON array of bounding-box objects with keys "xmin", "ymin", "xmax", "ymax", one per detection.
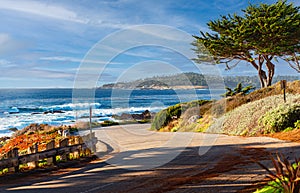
[
  {"xmin": 151, "ymin": 100, "xmax": 210, "ymax": 130},
  {"xmin": 151, "ymin": 109, "xmax": 168, "ymax": 130},
  {"xmin": 101, "ymin": 120, "xmax": 119, "ymax": 127},
  {"xmin": 294, "ymin": 120, "xmax": 300, "ymax": 129},
  {"xmin": 210, "ymin": 94, "xmax": 300, "ymax": 136},
  {"xmin": 260, "ymin": 104, "xmax": 300, "ymax": 133}
]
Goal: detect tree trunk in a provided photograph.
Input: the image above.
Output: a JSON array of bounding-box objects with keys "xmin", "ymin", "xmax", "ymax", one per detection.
[
  {"xmin": 250, "ymin": 58, "xmax": 268, "ymax": 88},
  {"xmin": 258, "ymin": 64, "xmax": 268, "ymax": 88},
  {"xmin": 264, "ymin": 56, "xmax": 275, "ymax": 87}
]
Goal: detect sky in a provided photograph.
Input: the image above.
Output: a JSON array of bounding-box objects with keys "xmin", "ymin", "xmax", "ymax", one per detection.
[{"xmin": 0, "ymin": 0, "xmax": 299, "ymax": 88}]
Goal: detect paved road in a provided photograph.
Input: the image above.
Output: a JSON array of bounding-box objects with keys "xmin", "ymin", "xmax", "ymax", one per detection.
[{"xmin": 1, "ymin": 124, "xmax": 300, "ymax": 193}]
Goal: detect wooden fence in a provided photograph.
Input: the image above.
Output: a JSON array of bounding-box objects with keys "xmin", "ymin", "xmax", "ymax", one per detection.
[{"xmin": 0, "ymin": 134, "xmax": 95, "ymax": 173}]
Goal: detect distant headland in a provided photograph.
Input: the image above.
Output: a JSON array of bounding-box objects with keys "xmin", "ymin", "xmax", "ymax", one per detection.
[{"xmin": 98, "ymin": 72, "xmax": 298, "ymax": 90}]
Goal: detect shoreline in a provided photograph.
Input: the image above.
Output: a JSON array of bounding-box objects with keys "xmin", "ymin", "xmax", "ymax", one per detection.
[{"xmin": 99, "ymin": 85, "xmax": 209, "ymax": 90}]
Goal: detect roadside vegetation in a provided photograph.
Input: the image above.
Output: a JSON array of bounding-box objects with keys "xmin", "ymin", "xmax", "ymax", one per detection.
[
  {"xmin": 255, "ymin": 154, "xmax": 300, "ymax": 193},
  {"xmin": 152, "ymin": 80, "xmax": 300, "ymax": 134}
]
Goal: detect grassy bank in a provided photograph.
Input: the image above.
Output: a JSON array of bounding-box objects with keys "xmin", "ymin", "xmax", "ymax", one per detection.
[{"xmin": 152, "ymin": 80, "xmax": 300, "ymax": 136}]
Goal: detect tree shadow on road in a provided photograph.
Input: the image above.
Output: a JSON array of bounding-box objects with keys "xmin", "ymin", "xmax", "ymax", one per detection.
[{"xmin": 1, "ymin": 140, "xmax": 300, "ymax": 193}]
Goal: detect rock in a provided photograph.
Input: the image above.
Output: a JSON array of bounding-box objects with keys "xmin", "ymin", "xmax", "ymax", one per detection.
[
  {"xmin": 12, "ymin": 123, "xmax": 51, "ymax": 137},
  {"xmin": 44, "ymin": 110, "xmax": 65, "ymax": 114},
  {"xmin": 187, "ymin": 115, "xmax": 202, "ymax": 124},
  {"xmin": 142, "ymin": 110, "xmax": 152, "ymax": 119},
  {"xmin": 113, "ymin": 110, "xmax": 154, "ymax": 121},
  {"xmin": 0, "ymin": 136, "xmax": 10, "ymax": 143},
  {"xmin": 9, "ymin": 127, "xmax": 18, "ymax": 132}
]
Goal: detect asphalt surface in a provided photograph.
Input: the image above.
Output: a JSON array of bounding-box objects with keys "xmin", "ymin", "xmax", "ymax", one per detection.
[{"xmin": 1, "ymin": 124, "xmax": 300, "ymax": 193}]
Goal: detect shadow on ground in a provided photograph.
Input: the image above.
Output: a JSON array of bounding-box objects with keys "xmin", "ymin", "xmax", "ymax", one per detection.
[{"xmin": 0, "ymin": 138, "xmax": 299, "ymax": 193}]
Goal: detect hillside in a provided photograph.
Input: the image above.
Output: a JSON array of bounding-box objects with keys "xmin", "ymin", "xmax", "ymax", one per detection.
[
  {"xmin": 100, "ymin": 72, "xmax": 298, "ymax": 90},
  {"xmin": 152, "ymin": 80, "xmax": 300, "ymax": 137}
]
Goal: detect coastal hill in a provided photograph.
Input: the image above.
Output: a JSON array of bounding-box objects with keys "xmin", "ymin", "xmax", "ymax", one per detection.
[
  {"xmin": 99, "ymin": 72, "xmax": 298, "ymax": 90},
  {"xmin": 152, "ymin": 80, "xmax": 300, "ymax": 139}
]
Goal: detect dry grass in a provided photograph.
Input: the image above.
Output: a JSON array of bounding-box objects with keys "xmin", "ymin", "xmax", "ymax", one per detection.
[
  {"xmin": 165, "ymin": 80, "xmax": 300, "ymax": 134},
  {"xmin": 265, "ymin": 128, "xmax": 300, "ymax": 142},
  {"xmin": 207, "ymin": 80, "xmax": 300, "ymax": 136},
  {"xmin": 210, "ymin": 94, "xmax": 300, "ymax": 136},
  {"xmin": 224, "ymin": 80, "xmax": 300, "ymax": 113}
]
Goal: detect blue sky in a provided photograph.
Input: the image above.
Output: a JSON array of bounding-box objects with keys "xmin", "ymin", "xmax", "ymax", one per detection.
[{"xmin": 0, "ymin": 0, "xmax": 299, "ymax": 88}]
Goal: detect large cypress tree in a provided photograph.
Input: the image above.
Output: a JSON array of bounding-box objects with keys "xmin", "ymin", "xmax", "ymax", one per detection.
[{"xmin": 193, "ymin": 0, "xmax": 300, "ymax": 88}]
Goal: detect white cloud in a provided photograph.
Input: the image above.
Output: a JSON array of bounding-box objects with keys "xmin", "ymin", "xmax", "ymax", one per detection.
[
  {"xmin": 0, "ymin": 59, "xmax": 17, "ymax": 68},
  {"xmin": 0, "ymin": 33, "xmax": 25, "ymax": 55},
  {"xmin": 40, "ymin": 56, "xmax": 83, "ymax": 63},
  {"xmin": 0, "ymin": 33, "xmax": 10, "ymax": 45},
  {"xmin": 0, "ymin": 0, "xmax": 88, "ymax": 23},
  {"xmin": 0, "ymin": 59, "xmax": 9, "ymax": 65},
  {"xmin": 2, "ymin": 67, "xmax": 75, "ymax": 80},
  {"xmin": 40, "ymin": 56, "xmax": 124, "ymax": 66}
]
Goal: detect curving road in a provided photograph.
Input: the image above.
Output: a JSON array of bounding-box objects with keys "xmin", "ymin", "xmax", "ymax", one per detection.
[{"xmin": 1, "ymin": 124, "xmax": 300, "ymax": 193}]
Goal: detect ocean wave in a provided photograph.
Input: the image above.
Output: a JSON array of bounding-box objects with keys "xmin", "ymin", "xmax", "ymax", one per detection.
[
  {"xmin": 0, "ymin": 105, "xmax": 164, "ymax": 137},
  {"xmin": 5, "ymin": 102, "xmax": 102, "ymax": 114}
]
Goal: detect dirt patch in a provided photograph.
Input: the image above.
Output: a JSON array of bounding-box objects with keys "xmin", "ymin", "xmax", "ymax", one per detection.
[{"xmin": 264, "ymin": 129, "xmax": 300, "ymax": 143}]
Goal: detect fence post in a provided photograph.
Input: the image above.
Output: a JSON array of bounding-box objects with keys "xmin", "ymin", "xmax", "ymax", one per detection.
[
  {"xmin": 59, "ymin": 138, "xmax": 69, "ymax": 161},
  {"xmin": 77, "ymin": 137, "xmax": 84, "ymax": 157},
  {"xmin": 281, "ymin": 80, "xmax": 287, "ymax": 103},
  {"xmin": 46, "ymin": 140, "xmax": 56, "ymax": 165},
  {"xmin": 27, "ymin": 143, "xmax": 39, "ymax": 168},
  {"xmin": 72, "ymin": 137, "xmax": 80, "ymax": 159},
  {"xmin": 8, "ymin": 148, "xmax": 19, "ymax": 172}
]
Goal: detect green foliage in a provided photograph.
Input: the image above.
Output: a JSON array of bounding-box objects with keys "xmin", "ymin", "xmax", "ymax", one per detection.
[
  {"xmin": 281, "ymin": 120, "xmax": 300, "ymax": 132},
  {"xmin": 0, "ymin": 168, "xmax": 8, "ymax": 175},
  {"xmin": 101, "ymin": 120, "xmax": 119, "ymax": 127},
  {"xmin": 256, "ymin": 153, "xmax": 300, "ymax": 193},
  {"xmin": 294, "ymin": 120, "xmax": 300, "ymax": 129},
  {"xmin": 283, "ymin": 127, "xmax": 294, "ymax": 132},
  {"xmin": 103, "ymin": 72, "xmax": 299, "ymax": 90},
  {"xmin": 222, "ymin": 87, "xmax": 234, "ymax": 97},
  {"xmin": 154, "ymin": 104, "xmax": 182, "ymax": 130},
  {"xmin": 193, "ymin": 0, "xmax": 300, "ymax": 87},
  {"xmin": 151, "ymin": 100, "xmax": 210, "ymax": 130},
  {"xmin": 221, "ymin": 82, "xmax": 255, "ymax": 97},
  {"xmin": 210, "ymin": 94, "xmax": 300, "ymax": 136},
  {"xmin": 260, "ymin": 104, "xmax": 300, "ymax": 132},
  {"xmin": 68, "ymin": 127, "xmax": 79, "ymax": 134},
  {"xmin": 254, "ymin": 180, "xmax": 283, "ymax": 193},
  {"xmin": 241, "ymin": 85, "xmax": 255, "ymax": 95},
  {"xmin": 137, "ymin": 119, "xmax": 151, "ymax": 124},
  {"xmin": 171, "ymin": 126, "xmax": 179, "ymax": 132},
  {"xmin": 151, "ymin": 109, "xmax": 168, "ymax": 130}
]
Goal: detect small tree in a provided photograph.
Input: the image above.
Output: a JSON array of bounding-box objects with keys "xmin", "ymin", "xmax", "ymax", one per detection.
[
  {"xmin": 221, "ymin": 82, "xmax": 255, "ymax": 97},
  {"xmin": 193, "ymin": 0, "xmax": 300, "ymax": 88}
]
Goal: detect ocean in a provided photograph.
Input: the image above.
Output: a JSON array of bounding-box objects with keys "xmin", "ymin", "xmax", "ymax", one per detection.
[{"xmin": 0, "ymin": 88, "xmax": 220, "ymax": 136}]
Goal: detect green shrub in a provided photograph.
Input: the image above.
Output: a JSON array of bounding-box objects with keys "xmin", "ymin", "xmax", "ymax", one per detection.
[
  {"xmin": 221, "ymin": 82, "xmax": 255, "ymax": 97},
  {"xmin": 260, "ymin": 104, "xmax": 300, "ymax": 133},
  {"xmin": 294, "ymin": 120, "xmax": 300, "ymax": 129},
  {"xmin": 137, "ymin": 119, "xmax": 151, "ymax": 124},
  {"xmin": 151, "ymin": 109, "xmax": 168, "ymax": 130},
  {"xmin": 283, "ymin": 127, "xmax": 294, "ymax": 132},
  {"xmin": 256, "ymin": 154, "xmax": 300, "ymax": 193},
  {"xmin": 69, "ymin": 127, "xmax": 79, "ymax": 134},
  {"xmin": 151, "ymin": 100, "xmax": 210, "ymax": 130},
  {"xmin": 101, "ymin": 120, "xmax": 119, "ymax": 127},
  {"xmin": 171, "ymin": 126, "xmax": 179, "ymax": 132},
  {"xmin": 210, "ymin": 94, "xmax": 300, "ymax": 136},
  {"xmin": 254, "ymin": 180, "xmax": 283, "ymax": 193}
]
